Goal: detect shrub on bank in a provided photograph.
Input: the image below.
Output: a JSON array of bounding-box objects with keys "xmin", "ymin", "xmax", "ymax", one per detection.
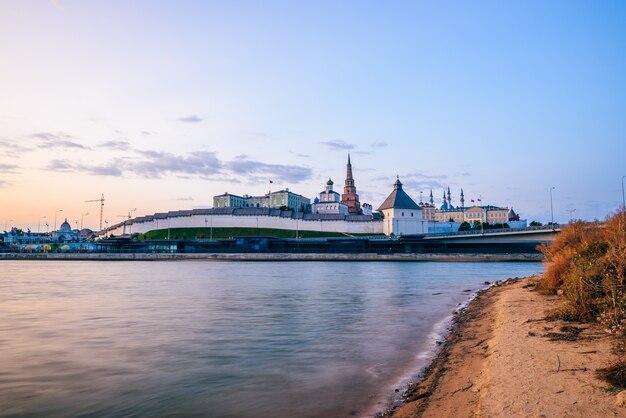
[
  {"xmin": 538, "ymin": 211, "xmax": 626, "ymax": 329},
  {"xmin": 538, "ymin": 211, "xmax": 626, "ymax": 387}
]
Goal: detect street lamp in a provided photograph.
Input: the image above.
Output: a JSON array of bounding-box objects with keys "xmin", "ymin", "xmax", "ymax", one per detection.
[
  {"xmin": 38, "ymin": 216, "xmax": 46, "ymax": 233},
  {"xmin": 4, "ymin": 219, "xmax": 13, "ymax": 232},
  {"xmin": 81, "ymin": 212, "xmax": 89, "ymax": 230},
  {"xmin": 567, "ymin": 208, "xmax": 576, "ymax": 222},
  {"xmin": 622, "ymin": 176, "xmax": 626, "ymax": 212},
  {"xmin": 54, "ymin": 209, "xmax": 63, "ymax": 231},
  {"xmin": 549, "ymin": 187, "xmax": 555, "ymax": 229}
]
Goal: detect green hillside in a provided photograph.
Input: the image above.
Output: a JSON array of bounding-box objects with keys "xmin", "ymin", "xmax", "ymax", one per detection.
[{"xmin": 137, "ymin": 227, "xmax": 348, "ymax": 240}]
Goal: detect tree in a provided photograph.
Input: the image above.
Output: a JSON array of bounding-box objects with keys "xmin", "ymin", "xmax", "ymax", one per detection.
[
  {"xmin": 530, "ymin": 221, "xmax": 542, "ymax": 227},
  {"xmin": 459, "ymin": 221, "xmax": 471, "ymax": 231}
]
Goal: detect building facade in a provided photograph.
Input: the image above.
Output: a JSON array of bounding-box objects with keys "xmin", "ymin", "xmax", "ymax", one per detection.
[
  {"xmin": 213, "ymin": 189, "xmax": 310, "ymax": 212},
  {"xmin": 311, "ymin": 178, "xmax": 349, "ymax": 214},
  {"xmin": 377, "ymin": 177, "xmax": 426, "ymax": 236},
  {"xmin": 430, "ymin": 187, "xmax": 519, "ymax": 224}
]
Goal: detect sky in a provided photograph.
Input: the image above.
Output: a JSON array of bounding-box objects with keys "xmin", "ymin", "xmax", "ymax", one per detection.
[{"xmin": 1, "ymin": 0, "xmax": 625, "ymax": 231}]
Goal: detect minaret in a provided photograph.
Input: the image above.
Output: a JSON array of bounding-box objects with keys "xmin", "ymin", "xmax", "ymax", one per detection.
[
  {"xmin": 460, "ymin": 188, "xmax": 465, "ymax": 208},
  {"xmin": 446, "ymin": 187, "xmax": 452, "ymax": 208},
  {"xmin": 429, "ymin": 189, "xmax": 434, "ymax": 205},
  {"xmin": 341, "ymin": 154, "xmax": 362, "ymax": 214},
  {"xmin": 442, "ymin": 191, "xmax": 447, "ymax": 209}
]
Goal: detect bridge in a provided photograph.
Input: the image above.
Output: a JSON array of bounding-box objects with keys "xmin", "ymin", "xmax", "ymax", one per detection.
[{"xmin": 421, "ymin": 225, "xmax": 560, "ymax": 244}]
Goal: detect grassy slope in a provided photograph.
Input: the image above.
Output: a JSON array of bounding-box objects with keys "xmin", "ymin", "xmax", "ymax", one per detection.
[{"xmin": 137, "ymin": 227, "xmax": 350, "ymax": 240}]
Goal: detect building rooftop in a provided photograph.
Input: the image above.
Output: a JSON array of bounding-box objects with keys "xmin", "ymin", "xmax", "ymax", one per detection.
[{"xmin": 377, "ymin": 178, "xmax": 421, "ymax": 211}]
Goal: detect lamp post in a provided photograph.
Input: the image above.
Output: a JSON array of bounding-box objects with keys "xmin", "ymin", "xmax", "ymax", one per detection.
[
  {"xmin": 54, "ymin": 209, "xmax": 63, "ymax": 231},
  {"xmin": 38, "ymin": 216, "xmax": 46, "ymax": 233},
  {"xmin": 567, "ymin": 209, "xmax": 576, "ymax": 222},
  {"xmin": 549, "ymin": 187, "xmax": 555, "ymax": 229},
  {"xmin": 4, "ymin": 219, "xmax": 13, "ymax": 232},
  {"xmin": 210, "ymin": 214, "xmax": 213, "ymax": 240},
  {"xmin": 622, "ymin": 176, "xmax": 626, "ymax": 212},
  {"xmin": 80, "ymin": 212, "xmax": 89, "ymax": 230}
]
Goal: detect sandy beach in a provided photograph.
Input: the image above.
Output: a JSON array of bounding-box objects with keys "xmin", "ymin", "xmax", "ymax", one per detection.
[{"xmin": 388, "ymin": 279, "xmax": 624, "ymax": 417}]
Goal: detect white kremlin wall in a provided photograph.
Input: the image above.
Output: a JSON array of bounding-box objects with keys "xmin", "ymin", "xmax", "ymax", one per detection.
[{"xmin": 106, "ymin": 212, "xmax": 384, "ymax": 237}]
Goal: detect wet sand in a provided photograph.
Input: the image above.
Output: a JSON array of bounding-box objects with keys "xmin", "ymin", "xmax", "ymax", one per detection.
[{"xmin": 388, "ymin": 279, "xmax": 624, "ymax": 417}]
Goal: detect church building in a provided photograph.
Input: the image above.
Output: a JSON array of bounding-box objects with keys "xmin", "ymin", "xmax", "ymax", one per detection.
[{"xmin": 311, "ymin": 178, "xmax": 349, "ymax": 214}]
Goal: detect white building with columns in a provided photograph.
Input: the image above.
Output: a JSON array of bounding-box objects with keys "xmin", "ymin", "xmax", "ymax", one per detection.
[{"xmin": 377, "ymin": 177, "xmax": 427, "ymax": 236}]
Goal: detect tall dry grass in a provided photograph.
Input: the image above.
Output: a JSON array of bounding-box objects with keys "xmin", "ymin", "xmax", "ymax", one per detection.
[
  {"xmin": 538, "ymin": 211, "xmax": 626, "ymax": 330},
  {"xmin": 539, "ymin": 211, "xmax": 626, "ymax": 387}
]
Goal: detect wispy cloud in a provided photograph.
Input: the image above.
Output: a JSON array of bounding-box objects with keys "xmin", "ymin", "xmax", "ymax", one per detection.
[
  {"xmin": 319, "ymin": 140, "xmax": 355, "ymax": 150},
  {"xmin": 0, "ymin": 140, "xmax": 32, "ymax": 154},
  {"xmin": 174, "ymin": 196, "xmax": 194, "ymax": 201},
  {"xmin": 98, "ymin": 140, "xmax": 131, "ymax": 151},
  {"xmin": 42, "ymin": 149, "xmax": 311, "ymax": 184},
  {"xmin": 370, "ymin": 141, "xmax": 388, "ymax": 148},
  {"xmin": 131, "ymin": 150, "xmax": 222, "ymax": 178},
  {"xmin": 227, "ymin": 156, "xmax": 312, "ymax": 183},
  {"xmin": 0, "ymin": 163, "xmax": 19, "ymax": 173},
  {"xmin": 374, "ymin": 171, "xmax": 449, "ymax": 191},
  {"xmin": 288, "ymin": 150, "xmax": 310, "ymax": 158},
  {"xmin": 178, "ymin": 115, "xmax": 206, "ymax": 123},
  {"xmin": 31, "ymin": 132, "xmax": 89, "ymax": 150},
  {"xmin": 45, "ymin": 159, "xmax": 76, "ymax": 172}
]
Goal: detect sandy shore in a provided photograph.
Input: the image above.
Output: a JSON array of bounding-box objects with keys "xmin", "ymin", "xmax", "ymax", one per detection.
[{"xmin": 388, "ymin": 279, "xmax": 624, "ymax": 417}]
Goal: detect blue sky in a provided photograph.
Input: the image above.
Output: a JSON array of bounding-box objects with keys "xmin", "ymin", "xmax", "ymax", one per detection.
[{"xmin": 1, "ymin": 0, "xmax": 625, "ymax": 230}]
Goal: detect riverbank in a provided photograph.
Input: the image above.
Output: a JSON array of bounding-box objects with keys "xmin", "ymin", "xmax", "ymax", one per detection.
[
  {"xmin": 0, "ymin": 252, "xmax": 542, "ymax": 262},
  {"xmin": 388, "ymin": 278, "xmax": 624, "ymax": 417}
]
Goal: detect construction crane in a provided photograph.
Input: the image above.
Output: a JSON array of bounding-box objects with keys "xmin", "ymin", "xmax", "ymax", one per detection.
[
  {"xmin": 85, "ymin": 193, "xmax": 105, "ymax": 231},
  {"xmin": 117, "ymin": 208, "xmax": 137, "ymax": 235}
]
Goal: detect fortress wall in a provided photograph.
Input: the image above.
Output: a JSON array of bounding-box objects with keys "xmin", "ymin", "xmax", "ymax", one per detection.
[{"xmin": 107, "ymin": 214, "xmax": 384, "ymax": 236}]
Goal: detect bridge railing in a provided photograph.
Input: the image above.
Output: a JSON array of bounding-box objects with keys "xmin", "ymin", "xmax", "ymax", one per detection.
[{"xmin": 425, "ymin": 224, "xmax": 561, "ymax": 237}]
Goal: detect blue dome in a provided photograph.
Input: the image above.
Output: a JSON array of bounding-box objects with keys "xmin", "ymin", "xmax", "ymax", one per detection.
[{"xmin": 313, "ymin": 197, "xmax": 320, "ymax": 203}]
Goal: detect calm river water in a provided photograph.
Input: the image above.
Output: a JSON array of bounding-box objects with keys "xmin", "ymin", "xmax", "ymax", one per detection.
[{"xmin": 0, "ymin": 261, "xmax": 542, "ymax": 417}]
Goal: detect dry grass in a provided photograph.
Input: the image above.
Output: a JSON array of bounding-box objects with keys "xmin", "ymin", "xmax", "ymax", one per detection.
[
  {"xmin": 538, "ymin": 211, "xmax": 626, "ymax": 387},
  {"xmin": 596, "ymin": 362, "xmax": 626, "ymax": 388},
  {"xmin": 538, "ymin": 212, "xmax": 626, "ymax": 325}
]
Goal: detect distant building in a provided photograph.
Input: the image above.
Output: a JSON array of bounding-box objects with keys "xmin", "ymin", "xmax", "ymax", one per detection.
[
  {"xmin": 431, "ymin": 187, "xmax": 520, "ymax": 224},
  {"xmin": 362, "ymin": 203, "xmax": 373, "ymax": 216},
  {"xmin": 52, "ymin": 219, "xmax": 82, "ymax": 242},
  {"xmin": 311, "ymin": 178, "xmax": 349, "ymax": 215},
  {"xmin": 418, "ymin": 189, "xmax": 436, "ymax": 221},
  {"xmin": 2, "ymin": 219, "xmax": 88, "ymax": 247},
  {"xmin": 341, "ymin": 154, "xmax": 362, "ymax": 215},
  {"xmin": 213, "ymin": 189, "xmax": 310, "ymax": 212},
  {"xmin": 377, "ymin": 177, "xmax": 426, "ymax": 236}
]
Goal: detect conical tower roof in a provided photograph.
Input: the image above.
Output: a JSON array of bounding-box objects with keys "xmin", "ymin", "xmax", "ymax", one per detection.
[{"xmin": 377, "ymin": 177, "xmax": 421, "ymax": 211}]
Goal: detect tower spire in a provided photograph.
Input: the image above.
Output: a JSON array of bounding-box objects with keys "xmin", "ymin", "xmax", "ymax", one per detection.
[{"xmin": 341, "ymin": 155, "xmax": 362, "ymax": 214}]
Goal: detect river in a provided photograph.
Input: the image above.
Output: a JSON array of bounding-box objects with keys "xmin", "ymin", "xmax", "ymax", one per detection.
[{"xmin": 0, "ymin": 261, "xmax": 542, "ymax": 417}]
